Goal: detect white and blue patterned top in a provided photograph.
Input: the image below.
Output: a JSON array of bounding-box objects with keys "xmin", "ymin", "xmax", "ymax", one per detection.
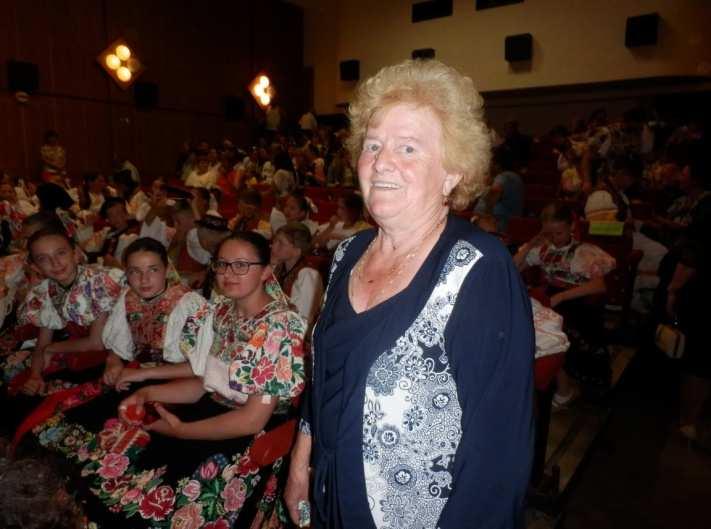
[{"xmin": 303, "ymin": 216, "xmax": 535, "ymax": 529}]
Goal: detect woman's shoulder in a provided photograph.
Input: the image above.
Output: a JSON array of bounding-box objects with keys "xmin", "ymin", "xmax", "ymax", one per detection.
[{"xmin": 446, "ymin": 216, "xmax": 512, "ymax": 263}]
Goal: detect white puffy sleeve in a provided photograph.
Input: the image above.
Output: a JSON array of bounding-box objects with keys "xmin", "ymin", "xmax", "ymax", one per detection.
[
  {"xmin": 101, "ymin": 288, "xmax": 134, "ymax": 361},
  {"xmin": 291, "ymin": 267, "xmax": 324, "ymax": 326},
  {"xmin": 18, "ymin": 281, "xmax": 64, "ymax": 330},
  {"xmin": 179, "ymin": 296, "xmax": 214, "ymax": 375},
  {"xmin": 163, "ymin": 291, "xmax": 209, "ymax": 363},
  {"xmin": 186, "ymin": 228, "xmax": 212, "ymax": 265}
]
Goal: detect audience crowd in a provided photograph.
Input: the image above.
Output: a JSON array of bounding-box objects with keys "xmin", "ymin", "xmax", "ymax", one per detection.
[{"xmin": 0, "ymin": 103, "xmax": 708, "ymax": 528}]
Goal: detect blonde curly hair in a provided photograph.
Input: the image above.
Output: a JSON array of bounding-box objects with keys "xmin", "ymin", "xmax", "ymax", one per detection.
[{"xmin": 347, "ymin": 59, "xmax": 491, "ymax": 210}]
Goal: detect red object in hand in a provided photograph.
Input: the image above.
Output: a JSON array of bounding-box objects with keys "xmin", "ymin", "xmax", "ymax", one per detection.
[
  {"xmin": 124, "ymin": 403, "xmax": 145, "ymax": 424},
  {"xmin": 142, "ymin": 402, "xmax": 159, "ymax": 425}
]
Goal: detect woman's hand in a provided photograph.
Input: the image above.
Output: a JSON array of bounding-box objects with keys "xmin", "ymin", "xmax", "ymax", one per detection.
[
  {"xmin": 285, "ymin": 461, "xmax": 311, "ymax": 526},
  {"xmin": 22, "ymin": 373, "xmax": 45, "ymax": 396},
  {"xmin": 144, "ymin": 403, "xmax": 185, "ymax": 438},
  {"xmin": 118, "ymin": 391, "xmax": 146, "ymax": 424},
  {"xmin": 115, "ymin": 367, "xmax": 146, "ymax": 392},
  {"xmin": 285, "ymin": 432, "xmax": 313, "ymax": 526}
]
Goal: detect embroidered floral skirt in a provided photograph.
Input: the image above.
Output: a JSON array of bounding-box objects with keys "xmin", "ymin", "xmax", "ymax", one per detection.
[{"xmin": 32, "ymin": 394, "xmax": 292, "ymax": 529}]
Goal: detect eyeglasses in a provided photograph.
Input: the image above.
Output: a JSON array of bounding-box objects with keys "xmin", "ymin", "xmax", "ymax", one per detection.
[{"xmin": 211, "ymin": 259, "xmax": 266, "ymax": 276}]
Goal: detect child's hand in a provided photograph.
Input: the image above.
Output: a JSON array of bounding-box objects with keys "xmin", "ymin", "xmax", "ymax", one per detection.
[
  {"xmin": 115, "ymin": 368, "xmax": 146, "ymax": 392},
  {"xmin": 22, "ymin": 373, "xmax": 45, "ymax": 396},
  {"xmin": 102, "ymin": 363, "xmax": 123, "ymax": 387}
]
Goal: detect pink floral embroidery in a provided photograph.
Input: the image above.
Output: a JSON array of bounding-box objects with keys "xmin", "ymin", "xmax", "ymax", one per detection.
[
  {"xmin": 170, "ymin": 502, "xmax": 204, "ymax": 529},
  {"xmin": 221, "ymin": 478, "xmax": 248, "ymax": 512},
  {"xmin": 97, "ymin": 453, "xmax": 129, "ymax": 479},
  {"xmin": 138, "ymin": 485, "xmax": 175, "ymax": 521},
  {"xmin": 275, "ymin": 355, "xmax": 292, "ymax": 382},
  {"xmin": 199, "ymin": 460, "xmax": 219, "ymax": 480},
  {"xmin": 251, "ymin": 356, "xmax": 276, "ymax": 386},
  {"xmin": 182, "ymin": 479, "xmax": 201, "ymax": 502},
  {"xmin": 120, "ymin": 488, "xmax": 144, "ymax": 505}
]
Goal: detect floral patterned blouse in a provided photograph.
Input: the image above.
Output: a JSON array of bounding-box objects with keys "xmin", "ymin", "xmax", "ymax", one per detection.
[
  {"xmin": 182, "ymin": 279, "xmax": 307, "ymax": 413},
  {"xmin": 525, "ymin": 239, "xmax": 616, "ymax": 288},
  {"xmin": 19, "ymin": 265, "xmax": 124, "ymax": 330},
  {"xmin": 101, "ymin": 283, "xmax": 205, "ymax": 364}
]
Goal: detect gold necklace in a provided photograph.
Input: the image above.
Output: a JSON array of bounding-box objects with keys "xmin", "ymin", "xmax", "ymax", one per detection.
[{"xmin": 352, "ymin": 215, "xmax": 446, "ymax": 295}]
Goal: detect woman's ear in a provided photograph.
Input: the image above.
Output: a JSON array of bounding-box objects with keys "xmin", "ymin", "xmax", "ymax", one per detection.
[
  {"xmin": 442, "ymin": 172, "xmax": 463, "ymax": 197},
  {"xmin": 261, "ymin": 264, "xmax": 274, "ymax": 282}
]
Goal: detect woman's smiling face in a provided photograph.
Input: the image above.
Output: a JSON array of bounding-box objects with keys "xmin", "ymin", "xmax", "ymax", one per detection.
[{"xmin": 357, "ymin": 103, "xmax": 459, "ymax": 227}]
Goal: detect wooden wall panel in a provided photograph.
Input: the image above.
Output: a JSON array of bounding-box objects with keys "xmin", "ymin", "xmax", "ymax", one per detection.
[{"xmin": 1, "ymin": 0, "xmax": 305, "ymax": 183}]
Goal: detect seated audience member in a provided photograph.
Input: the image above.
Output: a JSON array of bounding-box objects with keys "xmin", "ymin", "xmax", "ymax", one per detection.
[
  {"xmin": 473, "ymin": 146, "xmax": 524, "ymax": 232},
  {"xmin": 327, "ymin": 147, "xmax": 356, "ymax": 187},
  {"xmin": 87, "ymin": 197, "xmax": 140, "ymax": 267},
  {"xmin": 185, "ymin": 152, "xmax": 218, "ymax": 189},
  {"xmin": 2, "ymin": 172, "xmax": 38, "ymax": 210},
  {"xmin": 229, "ymin": 188, "xmax": 271, "ymax": 237},
  {"xmin": 271, "ymin": 222, "xmax": 324, "ymax": 328},
  {"xmin": 32, "ymin": 231, "xmax": 305, "ymax": 527},
  {"xmin": 610, "ymin": 153, "xmax": 646, "ymax": 202},
  {"xmin": 102, "ymin": 237, "xmax": 206, "ymax": 390},
  {"xmin": 78, "ymin": 172, "xmax": 114, "ymax": 218},
  {"xmin": 583, "ymin": 157, "xmax": 629, "ymax": 221},
  {"xmin": 110, "ymin": 169, "xmax": 146, "ymax": 220},
  {"xmin": 0, "ymin": 457, "xmax": 84, "ymax": 529},
  {"xmin": 557, "ymin": 139, "xmax": 585, "ymax": 198},
  {"xmin": 0, "ymin": 226, "xmax": 122, "ymax": 439},
  {"xmin": 270, "ymin": 191, "xmax": 319, "ymax": 235},
  {"xmin": 513, "ymin": 202, "xmax": 616, "ymax": 406},
  {"xmin": 184, "ymin": 212, "xmax": 230, "ymax": 287},
  {"xmin": 0, "ymin": 181, "xmax": 37, "ymax": 239},
  {"xmin": 659, "ymin": 154, "xmax": 709, "ymax": 229},
  {"xmin": 163, "ymin": 201, "xmax": 201, "ymax": 282},
  {"xmin": 35, "ymin": 182, "xmax": 80, "ymax": 239},
  {"xmin": 0, "ymin": 213, "xmax": 64, "ymax": 332},
  {"xmin": 272, "ymin": 168, "xmax": 297, "ymax": 198},
  {"xmin": 313, "ymin": 191, "xmax": 371, "ymax": 250},
  {"xmin": 39, "ymin": 129, "xmax": 67, "ymax": 182}
]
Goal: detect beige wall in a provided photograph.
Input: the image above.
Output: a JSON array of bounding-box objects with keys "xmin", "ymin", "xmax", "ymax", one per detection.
[{"xmin": 301, "ymin": 0, "xmax": 711, "ymax": 115}]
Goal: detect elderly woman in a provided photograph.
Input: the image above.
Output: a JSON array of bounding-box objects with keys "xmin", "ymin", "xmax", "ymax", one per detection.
[{"xmin": 285, "ymin": 60, "xmax": 534, "ymax": 529}]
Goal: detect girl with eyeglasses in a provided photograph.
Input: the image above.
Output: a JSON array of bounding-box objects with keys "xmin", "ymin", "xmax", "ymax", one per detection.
[{"xmin": 32, "ymin": 232, "xmax": 307, "ymax": 528}]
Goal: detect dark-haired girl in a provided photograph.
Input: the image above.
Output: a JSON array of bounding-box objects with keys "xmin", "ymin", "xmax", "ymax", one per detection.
[
  {"xmin": 35, "ymin": 232, "xmax": 306, "ymax": 527},
  {"xmin": 102, "ymin": 237, "xmax": 205, "ymax": 389},
  {"xmin": 1, "ymin": 227, "xmax": 123, "ymax": 396}
]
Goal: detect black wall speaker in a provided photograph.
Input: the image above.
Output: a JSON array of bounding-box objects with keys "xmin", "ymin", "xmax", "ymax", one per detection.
[
  {"xmin": 339, "ymin": 60, "xmax": 360, "ymax": 81},
  {"xmin": 625, "ymin": 13, "xmax": 659, "ymax": 48},
  {"xmin": 505, "ymin": 33, "xmax": 533, "ymax": 62},
  {"xmin": 412, "ymin": 0, "xmax": 453, "ymax": 23},
  {"xmin": 223, "ymin": 96, "xmax": 245, "ymax": 122},
  {"xmin": 412, "ymin": 48, "xmax": 436, "ymax": 60},
  {"xmin": 133, "ymin": 82, "xmax": 159, "ymax": 110},
  {"xmin": 7, "ymin": 60, "xmax": 39, "ymax": 93}
]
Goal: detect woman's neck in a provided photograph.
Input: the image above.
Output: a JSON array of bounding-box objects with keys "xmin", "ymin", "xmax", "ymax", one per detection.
[
  {"xmin": 376, "ymin": 207, "xmax": 448, "ymax": 255},
  {"xmin": 232, "ymin": 287, "xmax": 272, "ymax": 318},
  {"xmin": 57, "ymin": 267, "xmax": 79, "ymax": 289}
]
